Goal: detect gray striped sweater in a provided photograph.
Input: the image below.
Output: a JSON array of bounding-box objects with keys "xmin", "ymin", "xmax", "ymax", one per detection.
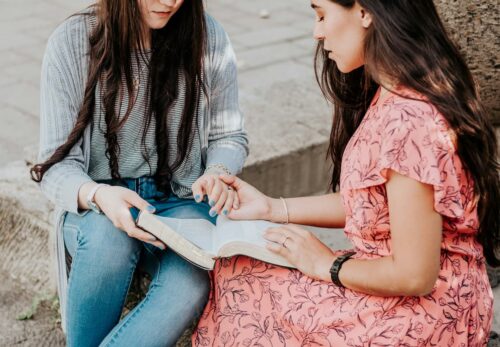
[{"xmin": 37, "ymin": 12, "xmax": 248, "ymax": 331}]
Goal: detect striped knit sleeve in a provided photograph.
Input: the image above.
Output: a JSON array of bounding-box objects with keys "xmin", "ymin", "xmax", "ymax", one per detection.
[
  {"xmin": 204, "ymin": 15, "xmax": 249, "ymax": 175},
  {"xmin": 37, "ymin": 16, "xmax": 93, "ymax": 214}
]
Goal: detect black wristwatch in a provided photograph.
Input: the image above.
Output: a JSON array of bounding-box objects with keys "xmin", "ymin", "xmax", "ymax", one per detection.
[{"xmin": 330, "ymin": 252, "xmax": 356, "ymax": 287}]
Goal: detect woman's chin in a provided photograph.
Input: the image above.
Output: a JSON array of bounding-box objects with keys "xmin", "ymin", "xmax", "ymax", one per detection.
[{"xmin": 336, "ymin": 61, "xmax": 364, "ymax": 74}]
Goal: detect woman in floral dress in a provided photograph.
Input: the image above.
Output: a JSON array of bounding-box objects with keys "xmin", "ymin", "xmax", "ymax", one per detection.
[{"xmin": 193, "ymin": 0, "xmax": 499, "ymax": 346}]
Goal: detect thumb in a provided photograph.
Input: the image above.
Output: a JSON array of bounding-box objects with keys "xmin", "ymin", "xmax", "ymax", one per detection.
[
  {"xmin": 127, "ymin": 192, "xmax": 156, "ymax": 213},
  {"xmin": 226, "ymin": 208, "xmax": 246, "ymax": 221},
  {"xmin": 219, "ymin": 174, "xmax": 243, "ymax": 190}
]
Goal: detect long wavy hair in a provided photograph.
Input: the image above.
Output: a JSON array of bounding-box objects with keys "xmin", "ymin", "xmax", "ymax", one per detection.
[
  {"xmin": 30, "ymin": 0, "xmax": 207, "ymax": 194},
  {"xmin": 315, "ymin": 0, "xmax": 500, "ymax": 265}
]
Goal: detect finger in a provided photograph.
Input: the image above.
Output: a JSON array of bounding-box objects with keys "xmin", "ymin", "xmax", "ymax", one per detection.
[
  {"xmin": 144, "ymin": 239, "xmax": 168, "ymax": 250},
  {"xmin": 263, "ymin": 227, "xmax": 290, "ymax": 243},
  {"xmin": 266, "ymin": 241, "xmax": 291, "ymax": 257},
  {"xmin": 208, "ymin": 179, "xmax": 223, "ymax": 209},
  {"xmin": 191, "ymin": 178, "xmax": 206, "ymax": 203},
  {"xmin": 128, "ymin": 226, "xmax": 167, "ymax": 250},
  {"xmin": 219, "ymin": 174, "xmax": 244, "ymax": 191},
  {"xmin": 233, "ymin": 189, "xmax": 240, "ymax": 210},
  {"xmin": 225, "ymin": 207, "xmax": 246, "ymax": 220},
  {"xmin": 204, "ymin": 176, "xmax": 216, "ymax": 200},
  {"xmin": 211, "ymin": 184, "xmax": 228, "ymax": 216},
  {"xmin": 126, "ymin": 191, "xmax": 156, "ymax": 213},
  {"xmin": 221, "ymin": 189, "xmax": 234, "ymax": 216},
  {"xmin": 269, "ymin": 225, "xmax": 303, "ymax": 240},
  {"xmin": 286, "ymin": 224, "xmax": 312, "ymax": 237}
]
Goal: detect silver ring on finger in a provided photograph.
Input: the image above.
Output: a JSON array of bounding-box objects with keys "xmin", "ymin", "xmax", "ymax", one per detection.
[{"xmin": 282, "ymin": 236, "xmax": 291, "ymax": 248}]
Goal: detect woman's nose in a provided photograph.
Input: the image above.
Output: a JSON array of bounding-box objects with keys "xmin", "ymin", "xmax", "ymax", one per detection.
[
  {"xmin": 313, "ymin": 25, "xmax": 325, "ymax": 42},
  {"xmin": 159, "ymin": 0, "xmax": 176, "ymax": 7}
]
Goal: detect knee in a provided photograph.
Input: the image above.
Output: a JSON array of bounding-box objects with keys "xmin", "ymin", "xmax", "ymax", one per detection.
[
  {"xmin": 153, "ymin": 252, "xmax": 210, "ymax": 309},
  {"xmin": 71, "ymin": 212, "xmax": 142, "ymax": 271}
]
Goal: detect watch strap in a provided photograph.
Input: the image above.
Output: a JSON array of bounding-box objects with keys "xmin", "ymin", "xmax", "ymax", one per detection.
[{"xmin": 330, "ymin": 251, "xmax": 356, "ymax": 287}]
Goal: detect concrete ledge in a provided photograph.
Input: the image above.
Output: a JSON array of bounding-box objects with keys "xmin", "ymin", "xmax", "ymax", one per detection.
[{"xmin": 0, "ymin": 161, "xmax": 54, "ymax": 294}]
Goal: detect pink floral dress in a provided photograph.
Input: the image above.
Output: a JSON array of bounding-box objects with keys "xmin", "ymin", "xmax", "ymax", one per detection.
[{"xmin": 193, "ymin": 88, "xmax": 493, "ymax": 347}]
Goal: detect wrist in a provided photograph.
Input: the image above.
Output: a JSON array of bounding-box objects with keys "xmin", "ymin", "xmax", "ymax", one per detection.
[
  {"xmin": 204, "ymin": 163, "xmax": 232, "ymax": 176},
  {"xmin": 92, "ymin": 184, "xmax": 110, "ymax": 212},
  {"xmin": 267, "ymin": 198, "xmax": 287, "ymax": 223},
  {"xmin": 317, "ymin": 254, "xmax": 337, "ymax": 282}
]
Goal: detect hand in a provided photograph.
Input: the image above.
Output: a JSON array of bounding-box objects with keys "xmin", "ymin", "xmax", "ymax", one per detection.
[
  {"xmin": 192, "ymin": 173, "xmax": 238, "ymax": 217},
  {"xmin": 218, "ymin": 174, "xmax": 275, "ymax": 221},
  {"xmin": 94, "ymin": 185, "xmax": 167, "ymax": 250},
  {"xmin": 264, "ymin": 224, "xmax": 336, "ymax": 281}
]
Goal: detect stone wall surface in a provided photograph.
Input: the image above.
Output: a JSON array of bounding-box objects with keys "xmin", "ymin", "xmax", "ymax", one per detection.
[{"xmin": 435, "ymin": 0, "xmax": 500, "ymax": 123}]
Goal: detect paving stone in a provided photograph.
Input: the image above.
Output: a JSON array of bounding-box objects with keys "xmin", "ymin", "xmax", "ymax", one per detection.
[
  {"xmin": 237, "ymin": 41, "xmax": 309, "ymax": 71},
  {"xmin": 232, "ymin": 25, "xmax": 309, "ymax": 49},
  {"xmin": 0, "ymin": 105, "xmax": 39, "ymax": 154},
  {"xmin": 0, "ymin": 82, "xmax": 40, "ymax": 117}
]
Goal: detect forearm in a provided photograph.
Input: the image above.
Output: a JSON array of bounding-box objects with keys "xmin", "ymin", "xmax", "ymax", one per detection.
[
  {"xmin": 316, "ymin": 255, "xmax": 436, "ymax": 297},
  {"xmin": 269, "ymin": 193, "xmax": 346, "ymax": 228}
]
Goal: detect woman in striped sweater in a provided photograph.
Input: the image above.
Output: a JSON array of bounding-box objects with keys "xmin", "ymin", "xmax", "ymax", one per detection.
[{"xmin": 30, "ymin": 1, "xmax": 248, "ymax": 346}]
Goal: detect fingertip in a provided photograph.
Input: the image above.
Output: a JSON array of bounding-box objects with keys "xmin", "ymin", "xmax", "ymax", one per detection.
[{"xmin": 266, "ymin": 242, "xmax": 279, "ymax": 252}]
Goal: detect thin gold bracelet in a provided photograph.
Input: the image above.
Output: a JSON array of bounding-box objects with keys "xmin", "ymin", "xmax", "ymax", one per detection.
[{"xmin": 279, "ymin": 197, "xmax": 289, "ymax": 224}]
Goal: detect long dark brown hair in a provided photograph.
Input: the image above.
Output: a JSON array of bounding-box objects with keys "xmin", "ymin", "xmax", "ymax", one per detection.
[
  {"xmin": 315, "ymin": 0, "xmax": 500, "ymax": 265},
  {"xmin": 30, "ymin": 0, "xmax": 207, "ymax": 194}
]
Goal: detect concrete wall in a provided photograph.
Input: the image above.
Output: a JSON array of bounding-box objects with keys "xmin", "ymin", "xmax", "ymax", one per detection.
[{"xmin": 435, "ymin": 0, "xmax": 499, "ymax": 124}]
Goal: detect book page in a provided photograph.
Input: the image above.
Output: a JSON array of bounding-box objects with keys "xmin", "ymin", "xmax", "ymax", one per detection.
[
  {"xmin": 213, "ymin": 217, "xmax": 280, "ymax": 251},
  {"xmin": 154, "ymin": 216, "xmax": 217, "ymax": 253}
]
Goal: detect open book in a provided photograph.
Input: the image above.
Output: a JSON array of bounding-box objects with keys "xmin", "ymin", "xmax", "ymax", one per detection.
[{"xmin": 135, "ymin": 211, "xmax": 326, "ymax": 270}]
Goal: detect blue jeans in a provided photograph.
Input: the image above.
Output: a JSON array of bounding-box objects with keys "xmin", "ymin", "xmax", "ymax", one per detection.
[{"xmin": 63, "ymin": 177, "xmax": 215, "ymax": 347}]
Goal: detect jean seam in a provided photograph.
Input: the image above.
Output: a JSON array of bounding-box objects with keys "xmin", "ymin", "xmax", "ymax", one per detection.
[
  {"xmin": 65, "ymin": 225, "xmax": 83, "ymax": 345},
  {"xmin": 66, "ymin": 221, "xmax": 141, "ymax": 347},
  {"xmin": 103, "ymin": 246, "xmax": 162, "ymax": 346}
]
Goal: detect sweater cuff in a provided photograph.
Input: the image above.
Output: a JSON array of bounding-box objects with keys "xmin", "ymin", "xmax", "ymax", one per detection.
[{"xmin": 205, "ymin": 145, "xmax": 246, "ymax": 175}]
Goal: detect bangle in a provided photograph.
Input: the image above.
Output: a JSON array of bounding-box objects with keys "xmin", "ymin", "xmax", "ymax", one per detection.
[
  {"xmin": 86, "ymin": 183, "xmax": 109, "ymax": 214},
  {"xmin": 330, "ymin": 251, "xmax": 356, "ymax": 287},
  {"xmin": 205, "ymin": 163, "xmax": 232, "ymax": 176},
  {"xmin": 279, "ymin": 197, "xmax": 289, "ymax": 224}
]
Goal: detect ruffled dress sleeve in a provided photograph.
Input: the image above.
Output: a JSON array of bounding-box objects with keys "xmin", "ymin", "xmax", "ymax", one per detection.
[{"xmin": 341, "ymin": 96, "xmax": 466, "ymax": 219}]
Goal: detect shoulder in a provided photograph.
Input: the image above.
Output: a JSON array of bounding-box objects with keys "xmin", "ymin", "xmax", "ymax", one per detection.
[
  {"xmin": 204, "ymin": 13, "xmax": 233, "ymax": 54},
  {"xmin": 379, "ymin": 88, "xmax": 456, "ymax": 153},
  {"xmin": 45, "ymin": 10, "xmax": 93, "ymax": 64}
]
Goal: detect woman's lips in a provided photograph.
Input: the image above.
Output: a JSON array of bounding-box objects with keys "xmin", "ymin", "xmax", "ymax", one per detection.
[{"xmin": 153, "ymin": 11, "xmax": 172, "ymax": 18}]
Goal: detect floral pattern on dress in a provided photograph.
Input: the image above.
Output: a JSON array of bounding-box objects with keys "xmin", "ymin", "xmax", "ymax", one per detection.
[{"xmin": 193, "ymin": 88, "xmax": 493, "ymax": 347}]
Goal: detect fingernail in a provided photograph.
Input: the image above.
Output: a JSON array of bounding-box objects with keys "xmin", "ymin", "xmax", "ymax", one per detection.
[
  {"xmin": 209, "ymin": 200, "xmax": 215, "ymax": 207},
  {"xmin": 209, "ymin": 209, "xmax": 217, "ymax": 217},
  {"xmin": 223, "ymin": 210, "xmax": 228, "ymax": 216},
  {"xmin": 149, "ymin": 235, "xmax": 157, "ymax": 241},
  {"xmin": 146, "ymin": 205, "xmax": 156, "ymax": 213},
  {"xmin": 194, "ymin": 194, "xmax": 201, "ymax": 202}
]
